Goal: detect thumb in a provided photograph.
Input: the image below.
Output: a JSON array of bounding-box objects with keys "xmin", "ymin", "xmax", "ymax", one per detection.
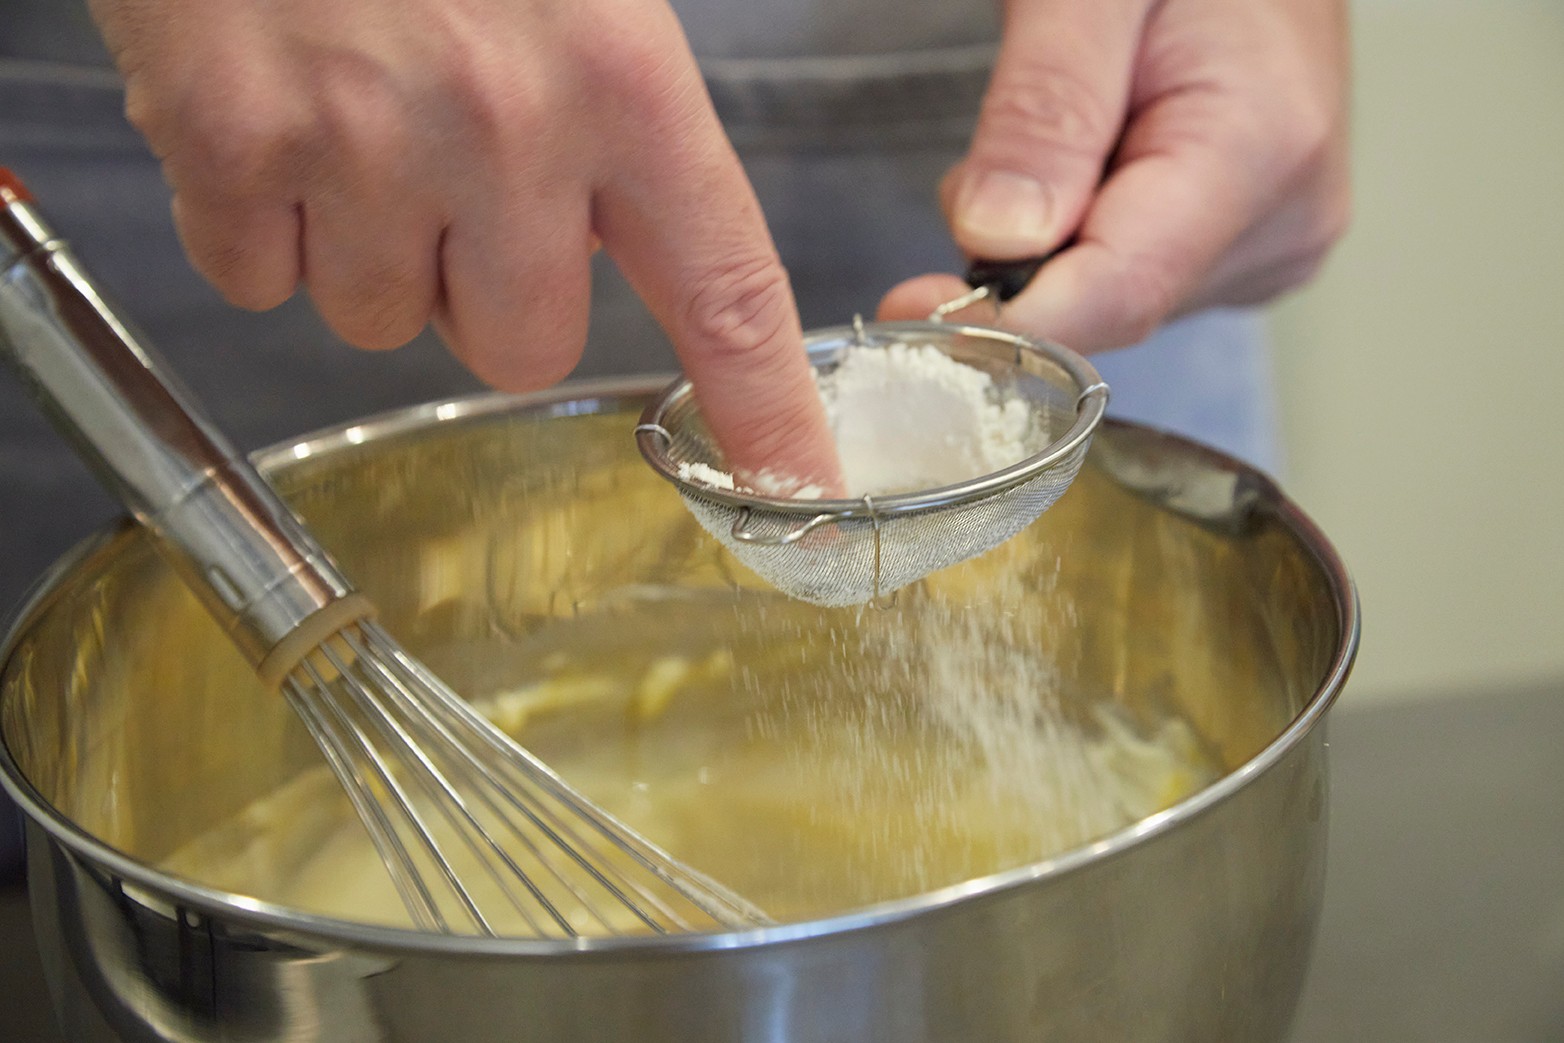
[{"xmin": 949, "ymin": 0, "xmax": 1151, "ymax": 259}]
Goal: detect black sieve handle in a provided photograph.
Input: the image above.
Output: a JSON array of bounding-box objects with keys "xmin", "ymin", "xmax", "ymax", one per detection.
[{"xmin": 964, "ymin": 239, "xmax": 1076, "ymax": 303}]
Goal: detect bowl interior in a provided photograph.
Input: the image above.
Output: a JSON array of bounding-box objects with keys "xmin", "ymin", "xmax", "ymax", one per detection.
[{"xmin": 0, "ymin": 389, "xmax": 1347, "ymax": 930}]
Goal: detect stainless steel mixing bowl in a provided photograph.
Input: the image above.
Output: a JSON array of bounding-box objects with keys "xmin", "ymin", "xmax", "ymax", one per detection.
[{"xmin": 0, "ymin": 379, "xmax": 1357, "ymax": 1042}]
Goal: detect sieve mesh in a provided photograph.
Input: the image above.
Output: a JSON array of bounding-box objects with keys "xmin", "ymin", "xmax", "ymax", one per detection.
[{"xmin": 638, "ymin": 320, "xmax": 1107, "ymax": 606}]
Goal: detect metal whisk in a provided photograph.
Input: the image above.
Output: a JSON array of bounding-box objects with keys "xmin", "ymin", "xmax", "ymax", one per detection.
[{"xmin": 0, "ymin": 170, "xmax": 767, "ymax": 938}]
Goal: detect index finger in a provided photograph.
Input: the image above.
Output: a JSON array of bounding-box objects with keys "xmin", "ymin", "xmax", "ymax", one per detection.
[{"xmin": 588, "ymin": 42, "xmax": 842, "ymax": 495}]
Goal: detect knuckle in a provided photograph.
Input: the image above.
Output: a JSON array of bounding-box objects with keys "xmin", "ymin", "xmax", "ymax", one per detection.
[
  {"xmin": 310, "ymin": 56, "xmax": 399, "ymax": 150},
  {"xmin": 1258, "ymin": 73, "xmax": 1348, "ymax": 189},
  {"xmin": 185, "ymin": 104, "xmax": 314, "ymax": 196},
  {"xmin": 319, "ymin": 258, "xmax": 431, "ymax": 350},
  {"xmin": 1112, "ymin": 253, "xmax": 1182, "ymax": 345},
  {"xmin": 1252, "ymin": 159, "xmax": 1352, "ymax": 302},
  {"xmin": 432, "ymin": 36, "xmax": 555, "ymax": 150},
  {"xmin": 682, "ymin": 254, "xmax": 795, "ymax": 363},
  {"xmin": 121, "ymin": 79, "xmax": 165, "ymax": 143},
  {"xmin": 197, "ymin": 241, "xmax": 256, "ymax": 295},
  {"xmin": 172, "ymin": 204, "xmax": 288, "ymax": 310},
  {"xmin": 1286, "ymin": 104, "xmax": 1338, "ymax": 173},
  {"xmin": 470, "ymin": 77, "xmax": 550, "ymax": 156},
  {"xmin": 589, "ymin": 29, "xmax": 701, "ymax": 126},
  {"xmin": 444, "ymin": 305, "xmax": 586, "ymax": 392},
  {"xmin": 122, "ymin": 54, "xmax": 320, "ymax": 196},
  {"xmin": 1295, "ymin": 185, "xmax": 1353, "ymax": 280},
  {"xmin": 981, "ymin": 61, "xmax": 1117, "ymax": 160},
  {"xmin": 217, "ymin": 254, "xmax": 295, "ymax": 311},
  {"xmin": 328, "ymin": 290, "xmax": 425, "ymax": 351}
]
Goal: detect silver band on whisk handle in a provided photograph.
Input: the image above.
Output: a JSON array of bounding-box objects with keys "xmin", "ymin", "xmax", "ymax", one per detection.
[{"xmin": 0, "ymin": 171, "xmax": 370, "ymax": 686}]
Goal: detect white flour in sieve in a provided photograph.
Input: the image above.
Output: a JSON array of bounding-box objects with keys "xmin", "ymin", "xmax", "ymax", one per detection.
[
  {"xmin": 821, "ymin": 342, "xmax": 1036, "ymax": 496},
  {"xmin": 678, "ymin": 343, "xmax": 1038, "ymax": 498}
]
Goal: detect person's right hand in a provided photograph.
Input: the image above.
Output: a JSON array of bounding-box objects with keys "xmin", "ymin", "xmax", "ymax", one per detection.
[{"xmin": 87, "ymin": 0, "xmax": 842, "ymax": 492}]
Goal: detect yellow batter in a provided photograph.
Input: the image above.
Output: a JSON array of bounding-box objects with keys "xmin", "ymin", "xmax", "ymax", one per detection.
[{"xmin": 162, "ymin": 596, "xmax": 1218, "ymax": 934}]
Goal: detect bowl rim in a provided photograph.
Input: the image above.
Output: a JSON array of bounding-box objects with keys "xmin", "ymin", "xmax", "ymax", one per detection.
[
  {"xmin": 0, "ymin": 376, "xmax": 1361, "ymax": 958},
  {"xmin": 635, "ymin": 321, "xmax": 1110, "ymax": 517}
]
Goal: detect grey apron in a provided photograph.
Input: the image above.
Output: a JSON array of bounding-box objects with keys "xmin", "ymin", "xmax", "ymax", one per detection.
[{"xmin": 0, "ymin": 0, "xmax": 1280, "ymax": 873}]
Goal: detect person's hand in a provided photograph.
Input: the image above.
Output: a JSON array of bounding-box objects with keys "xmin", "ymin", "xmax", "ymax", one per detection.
[
  {"xmin": 87, "ymin": 0, "xmax": 842, "ymax": 491},
  {"xmin": 878, "ymin": 0, "xmax": 1351, "ymax": 350}
]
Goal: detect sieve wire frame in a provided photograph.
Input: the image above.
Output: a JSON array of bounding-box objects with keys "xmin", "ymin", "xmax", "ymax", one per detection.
[{"xmin": 634, "ymin": 319, "xmax": 1109, "ymax": 603}]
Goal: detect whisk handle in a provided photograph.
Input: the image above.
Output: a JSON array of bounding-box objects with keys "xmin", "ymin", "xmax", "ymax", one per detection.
[{"xmin": 0, "ymin": 170, "xmax": 368, "ymax": 682}]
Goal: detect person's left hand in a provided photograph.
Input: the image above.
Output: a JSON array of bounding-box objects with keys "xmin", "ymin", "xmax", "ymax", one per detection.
[{"xmin": 878, "ymin": 0, "xmax": 1351, "ymax": 350}]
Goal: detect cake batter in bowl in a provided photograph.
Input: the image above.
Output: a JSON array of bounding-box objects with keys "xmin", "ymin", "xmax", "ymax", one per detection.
[{"xmin": 0, "ymin": 380, "xmax": 1356, "ymax": 1042}]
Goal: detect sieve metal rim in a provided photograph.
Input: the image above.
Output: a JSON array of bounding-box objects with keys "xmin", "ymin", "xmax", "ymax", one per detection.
[{"xmin": 635, "ymin": 319, "xmax": 1109, "ymax": 527}]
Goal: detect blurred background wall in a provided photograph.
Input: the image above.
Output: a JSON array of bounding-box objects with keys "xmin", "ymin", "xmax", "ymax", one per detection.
[{"xmin": 1270, "ymin": 0, "xmax": 1564, "ymax": 707}]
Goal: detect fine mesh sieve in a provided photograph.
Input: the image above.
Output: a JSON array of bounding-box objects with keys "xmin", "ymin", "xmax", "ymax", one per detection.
[{"xmin": 636, "ymin": 318, "xmax": 1109, "ymax": 606}]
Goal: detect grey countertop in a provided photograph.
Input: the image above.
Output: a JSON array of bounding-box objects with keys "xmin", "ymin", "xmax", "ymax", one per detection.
[
  {"xmin": 1289, "ymin": 681, "xmax": 1564, "ymax": 1042},
  {"xmin": 4, "ymin": 681, "xmax": 1563, "ymax": 1042}
]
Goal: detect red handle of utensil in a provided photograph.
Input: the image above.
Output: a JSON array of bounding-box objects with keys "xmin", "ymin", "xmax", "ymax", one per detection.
[{"xmin": 0, "ymin": 168, "xmax": 33, "ymax": 206}]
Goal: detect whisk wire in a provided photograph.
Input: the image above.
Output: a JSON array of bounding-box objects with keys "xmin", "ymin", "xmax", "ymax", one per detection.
[
  {"xmin": 391, "ymin": 637, "xmax": 769, "ymax": 929},
  {"xmin": 362, "ymin": 625, "xmax": 722, "ymax": 934},
  {"xmin": 306, "ymin": 651, "xmax": 506, "ymax": 933},
  {"xmin": 282, "ymin": 667, "xmax": 453, "ymax": 932},
  {"xmin": 286, "ymin": 621, "xmax": 769, "ymax": 937},
  {"xmin": 336, "ymin": 629, "xmax": 607, "ymax": 936}
]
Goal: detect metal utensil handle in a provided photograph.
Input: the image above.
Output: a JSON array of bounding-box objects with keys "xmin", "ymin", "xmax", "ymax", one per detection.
[{"xmin": 0, "ymin": 170, "xmax": 368, "ymax": 684}]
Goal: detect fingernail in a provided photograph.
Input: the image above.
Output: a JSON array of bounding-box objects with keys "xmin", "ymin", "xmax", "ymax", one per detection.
[{"xmin": 957, "ymin": 171, "xmax": 1054, "ymax": 251}]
